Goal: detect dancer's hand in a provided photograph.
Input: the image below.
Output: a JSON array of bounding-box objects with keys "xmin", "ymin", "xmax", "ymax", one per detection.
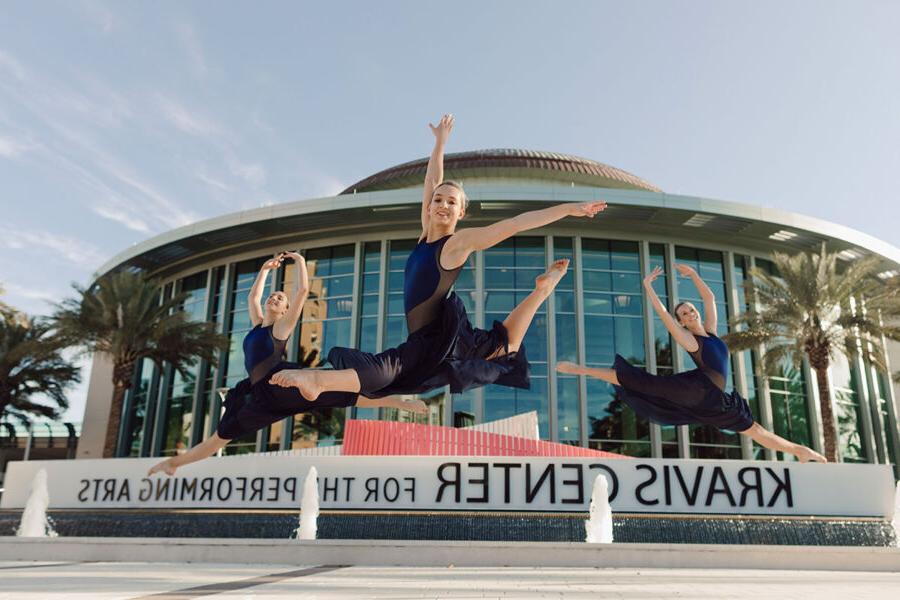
[
  {"xmin": 643, "ymin": 266, "xmax": 663, "ymax": 287},
  {"xmin": 262, "ymin": 255, "xmax": 284, "ymax": 271},
  {"xmin": 148, "ymin": 458, "xmax": 177, "ymax": 477},
  {"xmin": 795, "ymin": 446, "xmax": 827, "ymax": 463},
  {"xmin": 282, "ymin": 251, "xmax": 304, "ymax": 264},
  {"xmin": 674, "ymin": 263, "xmax": 698, "ymax": 278},
  {"xmin": 567, "ymin": 201, "xmax": 607, "ymax": 218},
  {"xmin": 556, "ymin": 361, "xmax": 586, "ymax": 376},
  {"xmin": 429, "ymin": 114, "xmax": 454, "ymax": 143}
]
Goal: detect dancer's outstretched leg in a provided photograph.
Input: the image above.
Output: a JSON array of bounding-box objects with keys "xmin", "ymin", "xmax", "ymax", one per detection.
[
  {"xmin": 270, "ymin": 367, "xmax": 361, "ymax": 399},
  {"xmin": 495, "ymin": 258, "xmax": 570, "ymax": 356},
  {"xmin": 556, "ymin": 362, "xmax": 620, "ymax": 385}
]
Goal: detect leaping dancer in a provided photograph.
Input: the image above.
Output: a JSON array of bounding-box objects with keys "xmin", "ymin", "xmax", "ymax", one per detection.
[
  {"xmin": 270, "ymin": 114, "xmax": 606, "ymax": 401},
  {"xmin": 557, "ymin": 263, "xmax": 826, "ymax": 462},
  {"xmin": 148, "ymin": 252, "xmax": 426, "ymax": 477}
]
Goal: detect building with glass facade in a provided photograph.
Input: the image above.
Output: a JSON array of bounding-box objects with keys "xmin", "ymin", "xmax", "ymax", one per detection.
[{"xmin": 77, "ymin": 150, "xmax": 900, "ymax": 472}]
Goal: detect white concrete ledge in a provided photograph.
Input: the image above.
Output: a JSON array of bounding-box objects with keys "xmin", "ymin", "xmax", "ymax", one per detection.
[{"xmin": 1, "ymin": 537, "xmax": 899, "ymax": 572}]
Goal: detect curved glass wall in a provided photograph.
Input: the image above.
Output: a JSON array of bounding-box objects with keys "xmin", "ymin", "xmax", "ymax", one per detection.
[{"xmin": 116, "ymin": 232, "xmax": 895, "ymax": 466}]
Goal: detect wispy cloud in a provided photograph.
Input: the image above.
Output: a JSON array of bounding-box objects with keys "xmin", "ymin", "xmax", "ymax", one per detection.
[
  {"xmin": 92, "ymin": 205, "xmax": 151, "ymax": 233},
  {"xmin": 0, "ymin": 134, "xmax": 37, "ymax": 159},
  {"xmin": 3, "ymin": 282, "xmax": 56, "ymax": 303},
  {"xmin": 78, "ymin": 0, "xmax": 118, "ymax": 33},
  {"xmin": 0, "ymin": 227, "xmax": 105, "ymax": 270},
  {"xmin": 156, "ymin": 93, "xmax": 222, "ymax": 137},
  {"xmin": 196, "ymin": 170, "xmax": 231, "ymax": 192},
  {"xmin": 227, "ymin": 155, "xmax": 268, "ymax": 188},
  {"xmin": 0, "ymin": 50, "xmax": 25, "ymax": 81},
  {"xmin": 175, "ymin": 22, "xmax": 208, "ymax": 77}
]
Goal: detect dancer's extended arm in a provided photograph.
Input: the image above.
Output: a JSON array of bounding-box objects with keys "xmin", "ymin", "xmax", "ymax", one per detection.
[
  {"xmin": 442, "ymin": 201, "xmax": 607, "ymax": 269},
  {"xmin": 272, "ymin": 252, "xmax": 309, "ymax": 340},
  {"xmin": 421, "ymin": 114, "xmax": 454, "ymax": 240},
  {"xmin": 146, "ymin": 433, "xmax": 231, "ymax": 477},
  {"xmin": 248, "ymin": 255, "xmax": 283, "ymax": 327},
  {"xmin": 740, "ymin": 423, "xmax": 827, "ymax": 463},
  {"xmin": 675, "ymin": 263, "xmax": 717, "ymax": 332},
  {"xmin": 643, "ymin": 266, "xmax": 698, "ymax": 352}
]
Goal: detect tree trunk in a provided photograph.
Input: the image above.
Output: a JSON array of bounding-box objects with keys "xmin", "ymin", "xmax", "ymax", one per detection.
[
  {"xmin": 813, "ymin": 367, "xmax": 839, "ymax": 462},
  {"xmin": 102, "ymin": 383, "xmax": 128, "ymax": 458}
]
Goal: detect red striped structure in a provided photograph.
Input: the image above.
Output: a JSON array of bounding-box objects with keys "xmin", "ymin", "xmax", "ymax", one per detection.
[{"xmin": 342, "ymin": 420, "xmax": 628, "ymax": 458}]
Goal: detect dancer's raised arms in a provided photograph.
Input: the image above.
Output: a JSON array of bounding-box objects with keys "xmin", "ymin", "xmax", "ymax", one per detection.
[
  {"xmin": 674, "ymin": 263, "xmax": 717, "ymax": 333},
  {"xmin": 440, "ymin": 201, "xmax": 607, "ymax": 270},
  {"xmin": 421, "ymin": 114, "xmax": 454, "ymax": 240},
  {"xmin": 271, "ymin": 252, "xmax": 309, "ymax": 341},
  {"xmin": 248, "ymin": 254, "xmax": 284, "ymax": 328},
  {"xmin": 643, "ymin": 266, "xmax": 699, "ymax": 353}
]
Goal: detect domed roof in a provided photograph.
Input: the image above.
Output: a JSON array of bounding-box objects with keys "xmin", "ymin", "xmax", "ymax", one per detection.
[{"xmin": 341, "ymin": 148, "xmax": 661, "ymax": 194}]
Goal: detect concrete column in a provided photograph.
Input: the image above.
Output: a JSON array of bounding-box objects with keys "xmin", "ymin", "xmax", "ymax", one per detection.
[{"xmin": 75, "ymin": 352, "xmax": 116, "ymax": 459}]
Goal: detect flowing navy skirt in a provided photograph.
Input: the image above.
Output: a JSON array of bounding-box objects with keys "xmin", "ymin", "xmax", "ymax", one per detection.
[
  {"xmin": 612, "ymin": 355, "xmax": 753, "ymax": 432},
  {"xmin": 216, "ymin": 361, "xmax": 359, "ymax": 440},
  {"xmin": 327, "ymin": 292, "xmax": 530, "ymax": 398}
]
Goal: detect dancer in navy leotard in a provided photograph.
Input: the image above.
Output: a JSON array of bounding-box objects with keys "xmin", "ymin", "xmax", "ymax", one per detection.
[
  {"xmin": 269, "ymin": 114, "xmax": 607, "ymax": 401},
  {"xmin": 557, "ymin": 264, "xmax": 826, "ymax": 462},
  {"xmin": 147, "ymin": 253, "xmax": 427, "ymax": 477}
]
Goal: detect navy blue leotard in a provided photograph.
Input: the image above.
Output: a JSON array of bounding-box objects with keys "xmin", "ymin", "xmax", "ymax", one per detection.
[
  {"xmin": 327, "ymin": 235, "xmax": 530, "ymax": 398},
  {"xmin": 612, "ymin": 331, "xmax": 753, "ymax": 432},
  {"xmin": 216, "ymin": 324, "xmax": 359, "ymax": 440}
]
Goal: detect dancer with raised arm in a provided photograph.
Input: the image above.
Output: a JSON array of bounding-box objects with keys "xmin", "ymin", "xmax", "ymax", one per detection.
[
  {"xmin": 270, "ymin": 114, "xmax": 606, "ymax": 400},
  {"xmin": 147, "ymin": 252, "xmax": 426, "ymax": 477},
  {"xmin": 557, "ymin": 263, "xmax": 827, "ymax": 463}
]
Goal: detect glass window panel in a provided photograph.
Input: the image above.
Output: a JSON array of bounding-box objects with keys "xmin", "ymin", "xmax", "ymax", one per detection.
[
  {"xmin": 363, "ymin": 242, "xmax": 381, "ymax": 271},
  {"xmin": 583, "ymin": 293, "xmax": 613, "ymax": 315},
  {"xmin": 583, "ymin": 270, "xmax": 613, "ymax": 292},
  {"xmin": 452, "ymin": 390, "xmax": 476, "ymax": 427},
  {"xmin": 455, "ymin": 267, "xmax": 475, "ymax": 290},
  {"xmin": 557, "ymin": 376, "xmax": 580, "ymax": 443},
  {"xmin": 555, "ymin": 314, "xmax": 578, "ymax": 362},
  {"xmin": 515, "ymin": 268, "xmax": 545, "ymax": 289},
  {"xmin": 387, "ymin": 293, "xmax": 405, "ymax": 316},
  {"xmin": 610, "ymin": 241, "xmax": 640, "ymax": 271},
  {"xmin": 555, "ymin": 291, "xmax": 575, "ymax": 313},
  {"xmin": 615, "ymin": 318, "xmax": 646, "ymax": 365},
  {"xmin": 581, "ymin": 239, "xmax": 611, "ymax": 270},
  {"xmin": 359, "ymin": 317, "xmax": 378, "ymax": 353},
  {"xmin": 584, "ymin": 316, "xmax": 615, "ymax": 365},
  {"xmin": 484, "ymin": 268, "xmax": 514, "ymax": 289},
  {"xmin": 362, "ymin": 273, "xmax": 380, "ymax": 295},
  {"xmin": 362, "ymin": 294, "xmax": 379, "ymax": 316},
  {"xmin": 485, "ymin": 291, "xmax": 515, "ymax": 314}
]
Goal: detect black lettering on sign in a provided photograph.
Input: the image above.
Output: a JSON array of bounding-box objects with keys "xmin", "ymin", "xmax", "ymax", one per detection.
[
  {"xmin": 77, "ymin": 479, "xmax": 90, "ymax": 502},
  {"xmin": 635, "ymin": 465, "xmax": 659, "ymax": 506},
  {"xmin": 435, "ymin": 463, "xmax": 461, "ymax": 503},
  {"xmin": 364, "ymin": 477, "xmax": 379, "ymax": 502},
  {"xmin": 492, "ymin": 463, "xmax": 521, "ymax": 503},
  {"xmin": 525, "ymin": 464, "xmax": 555, "ymax": 504},
  {"xmin": 673, "ymin": 466, "xmax": 704, "ymax": 505},
  {"xmin": 92, "ymin": 479, "xmax": 103, "ymax": 501},
  {"xmin": 342, "ymin": 477, "xmax": 356, "ymax": 502},
  {"xmin": 155, "ymin": 478, "xmax": 171, "ymax": 501},
  {"xmin": 267, "ymin": 477, "xmax": 280, "ymax": 502},
  {"xmin": 705, "ymin": 467, "xmax": 736, "ymax": 507},
  {"xmin": 467, "ymin": 463, "xmax": 489, "ymax": 503},
  {"xmin": 663, "ymin": 465, "xmax": 672, "ymax": 505},
  {"xmin": 234, "ymin": 477, "xmax": 247, "ymax": 500},
  {"xmin": 560, "ymin": 464, "xmax": 584, "ymax": 505},
  {"xmin": 384, "ymin": 478, "xmax": 400, "ymax": 502},
  {"xmin": 283, "ymin": 478, "xmax": 297, "ymax": 502},
  {"xmin": 323, "ymin": 477, "xmax": 339, "ymax": 502},
  {"xmin": 766, "ymin": 468, "xmax": 793, "ymax": 508},
  {"xmin": 102, "ymin": 479, "xmax": 116, "ymax": 502},
  {"xmin": 403, "ymin": 477, "xmax": 415, "ymax": 502},
  {"xmin": 199, "ymin": 477, "xmax": 214, "ymax": 501},
  {"xmin": 587, "ymin": 465, "xmax": 619, "ymax": 502},
  {"xmin": 216, "ymin": 478, "xmax": 233, "ymax": 502},
  {"xmin": 250, "ymin": 477, "xmax": 264, "ymax": 502},
  {"xmin": 737, "ymin": 467, "xmax": 763, "ymax": 507},
  {"xmin": 139, "ymin": 479, "xmax": 152, "ymax": 502},
  {"xmin": 181, "ymin": 478, "xmax": 198, "ymax": 501},
  {"xmin": 116, "ymin": 479, "xmax": 131, "ymax": 502}
]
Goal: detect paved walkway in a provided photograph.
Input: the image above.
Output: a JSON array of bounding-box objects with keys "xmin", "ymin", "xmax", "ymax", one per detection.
[{"xmin": 1, "ymin": 561, "xmax": 900, "ymax": 599}]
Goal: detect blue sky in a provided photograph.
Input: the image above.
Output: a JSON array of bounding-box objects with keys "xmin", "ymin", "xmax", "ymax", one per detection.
[{"xmin": 1, "ymin": 1, "xmax": 898, "ymax": 422}]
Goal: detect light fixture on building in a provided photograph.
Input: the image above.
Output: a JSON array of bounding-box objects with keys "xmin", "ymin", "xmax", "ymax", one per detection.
[
  {"xmin": 838, "ymin": 248, "xmax": 864, "ymax": 261},
  {"xmin": 683, "ymin": 213, "xmax": 715, "ymax": 227},
  {"xmin": 768, "ymin": 230, "xmax": 798, "ymax": 241},
  {"xmin": 480, "ymin": 202, "xmax": 519, "ymax": 210},
  {"xmin": 614, "ymin": 295, "xmax": 631, "ymax": 308},
  {"xmin": 877, "ymin": 270, "xmax": 899, "ymax": 280}
]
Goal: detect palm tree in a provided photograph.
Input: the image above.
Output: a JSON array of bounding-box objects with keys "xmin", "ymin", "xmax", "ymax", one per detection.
[
  {"xmin": 724, "ymin": 245, "xmax": 900, "ymax": 462},
  {"xmin": 53, "ymin": 270, "xmax": 228, "ymax": 457},
  {"xmin": 0, "ymin": 310, "xmax": 81, "ymax": 425}
]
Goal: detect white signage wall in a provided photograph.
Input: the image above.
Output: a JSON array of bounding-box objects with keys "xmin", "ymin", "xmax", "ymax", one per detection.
[{"xmin": 1, "ymin": 456, "xmax": 895, "ymax": 518}]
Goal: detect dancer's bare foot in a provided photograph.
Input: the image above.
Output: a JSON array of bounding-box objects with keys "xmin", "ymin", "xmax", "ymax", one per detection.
[
  {"xmin": 269, "ymin": 369, "xmax": 322, "ymax": 400},
  {"xmin": 535, "ymin": 258, "xmax": 570, "ymax": 295},
  {"xmin": 556, "ymin": 361, "xmax": 586, "ymax": 376},
  {"xmin": 403, "ymin": 399, "xmax": 428, "ymax": 414},
  {"xmin": 148, "ymin": 458, "xmax": 177, "ymax": 477}
]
